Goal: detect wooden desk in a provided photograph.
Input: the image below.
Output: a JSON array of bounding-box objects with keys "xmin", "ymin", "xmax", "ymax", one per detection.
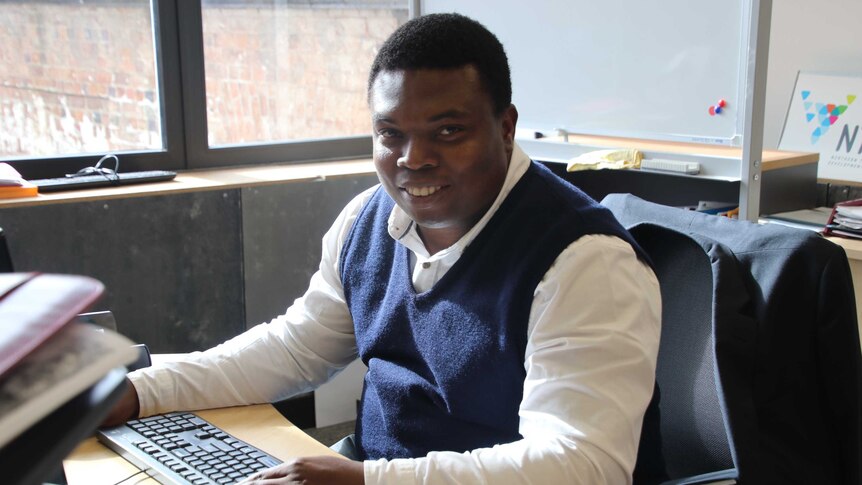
[
  {"xmin": 63, "ymin": 404, "xmax": 341, "ymax": 485},
  {"xmin": 525, "ymin": 134, "xmax": 819, "ymax": 217},
  {"xmin": 0, "ymin": 158, "xmax": 376, "ymax": 209},
  {"xmin": 537, "ymin": 133, "xmax": 819, "ymax": 172}
]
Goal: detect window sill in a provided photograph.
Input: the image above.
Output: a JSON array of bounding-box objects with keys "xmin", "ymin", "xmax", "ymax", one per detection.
[{"xmin": 0, "ymin": 159, "xmax": 376, "ymax": 209}]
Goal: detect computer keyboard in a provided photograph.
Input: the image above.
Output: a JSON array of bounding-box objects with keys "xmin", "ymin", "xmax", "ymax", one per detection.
[
  {"xmin": 97, "ymin": 412, "xmax": 282, "ymax": 485},
  {"xmin": 31, "ymin": 170, "xmax": 177, "ymax": 193}
]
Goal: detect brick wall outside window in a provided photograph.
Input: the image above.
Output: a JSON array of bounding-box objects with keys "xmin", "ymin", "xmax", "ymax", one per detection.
[{"xmin": 0, "ymin": 1, "xmax": 407, "ymax": 158}]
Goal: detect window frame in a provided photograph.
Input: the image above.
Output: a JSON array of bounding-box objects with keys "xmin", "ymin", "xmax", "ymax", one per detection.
[{"xmin": 4, "ymin": 0, "xmax": 418, "ymax": 179}]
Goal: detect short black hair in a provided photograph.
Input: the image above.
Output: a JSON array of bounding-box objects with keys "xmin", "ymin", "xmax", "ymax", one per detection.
[{"xmin": 368, "ymin": 13, "xmax": 512, "ymax": 115}]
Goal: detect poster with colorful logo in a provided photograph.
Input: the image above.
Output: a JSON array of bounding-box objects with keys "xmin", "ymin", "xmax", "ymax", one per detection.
[{"xmin": 780, "ymin": 72, "xmax": 862, "ymax": 183}]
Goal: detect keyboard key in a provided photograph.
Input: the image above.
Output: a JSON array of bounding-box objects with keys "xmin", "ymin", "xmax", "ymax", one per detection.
[
  {"xmin": 257, "ymin": 456, "xmax": 280, "ymax": 468},
  {"xmin": 212, "ymin": 440, "xmax": 234, "ymax": 452},
  {"xmin": 190, "ymin": 417, "xmax": 208, "ymax": 427}
]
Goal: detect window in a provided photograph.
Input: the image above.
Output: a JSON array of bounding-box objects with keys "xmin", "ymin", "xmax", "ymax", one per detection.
[
  {"xmin": 1, "ymin": 0, "xmax": 411, "ymax": 179},
  {"xmin": 201, "ymin": 0, "xmax": 407, "ymax": 146}
]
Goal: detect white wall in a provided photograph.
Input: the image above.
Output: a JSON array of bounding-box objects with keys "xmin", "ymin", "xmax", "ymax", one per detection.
[{"xmin": 765, "ymin": 0, "xmax": 862, "ymax": 149}]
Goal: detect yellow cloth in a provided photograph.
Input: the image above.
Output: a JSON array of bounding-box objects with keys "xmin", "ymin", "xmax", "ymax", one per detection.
[{"xmin": 566, "ymin": 149, "xmax": 643, "ymax": 172}]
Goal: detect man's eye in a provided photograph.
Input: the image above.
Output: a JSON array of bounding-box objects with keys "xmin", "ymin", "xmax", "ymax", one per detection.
[
  {"xmin": 440, "ymin": 126, "xmax": 462, "ymax": 136},
  {"xmin": 377, "ymin": 129, "xmax": 400, "ymax": 138}
]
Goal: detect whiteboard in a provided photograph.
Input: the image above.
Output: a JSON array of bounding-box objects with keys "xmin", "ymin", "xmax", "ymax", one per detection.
[{"xmin": 423, "ymin": 0, "xmax": 751, "ymax": 146}]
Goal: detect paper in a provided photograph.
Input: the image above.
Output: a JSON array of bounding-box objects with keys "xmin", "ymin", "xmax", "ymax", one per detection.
[
  {"xmin": 567, "ymin": 149, "xmax": 643, "ymax": 172},
  {"xmin": 0, "ymin": 163, "xmax": 27, "ymax": 187}
]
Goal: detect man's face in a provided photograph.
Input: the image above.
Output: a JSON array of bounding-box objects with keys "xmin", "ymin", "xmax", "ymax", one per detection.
[{"xmin": 370, "ymin": 66, "xmax": 517, "ymax": 243}]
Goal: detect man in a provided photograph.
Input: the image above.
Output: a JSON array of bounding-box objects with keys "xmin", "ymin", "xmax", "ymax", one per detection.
[{"xmin": 106, "ymin": 13, "xmax": 661, "ymax": 485}]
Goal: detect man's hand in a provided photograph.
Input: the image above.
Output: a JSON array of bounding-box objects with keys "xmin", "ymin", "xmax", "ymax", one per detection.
[
  {"xmin": 238, "ymin": 456, "xmax": 364, "ymax": 485},
  {"xmin": 101, "ymin": 377, "xmax": 140, "ymax": 427}
]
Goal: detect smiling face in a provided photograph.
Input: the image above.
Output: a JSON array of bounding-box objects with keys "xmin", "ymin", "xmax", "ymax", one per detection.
[{"xmin": 370, "ymin": 66, "xmax": 517, "ymax": 253}]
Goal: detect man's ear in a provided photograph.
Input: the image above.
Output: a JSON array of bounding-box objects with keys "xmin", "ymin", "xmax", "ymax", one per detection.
[{"xmin": 501, "ymin": 104, "xmax": 519, "ymax": 151}]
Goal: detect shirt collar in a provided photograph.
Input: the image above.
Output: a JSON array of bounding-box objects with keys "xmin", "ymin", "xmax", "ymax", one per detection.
[{"xmin": 387, "ymin": 142, "xmax": 532, "ymax": 259}]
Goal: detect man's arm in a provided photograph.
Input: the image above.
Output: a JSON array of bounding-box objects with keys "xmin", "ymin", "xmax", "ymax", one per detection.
[
  {"xmin": 363, "ymin": 235, "xmax": 661, "ymax": 484},
  {"xmin": 101, "ymin": 377, "xmax": 140, "ymax": 427},
  {"xmin": 108, "ymin": 186, "xmax": 377, "ymax": 419}
]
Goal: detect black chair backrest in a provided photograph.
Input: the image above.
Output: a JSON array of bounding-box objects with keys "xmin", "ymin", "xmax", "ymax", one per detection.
[
  {"xmin": 0, "ymin": 228, "xmax": 13, "ymax": 273},
  {"xmin": 607, "ymin": 193, "xmax": 861, "ymax": 483},
  {"xmin": 629, "ymin": 224, "xmax": 735, "ymax": 480}
]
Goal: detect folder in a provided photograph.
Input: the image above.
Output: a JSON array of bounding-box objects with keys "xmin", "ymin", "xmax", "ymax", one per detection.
[
  {"xmin": 823, "ymin": 198, "xmax": 862, "ymax": 240},
  {"xmin": 0, "ymin": 273, "xmax": 105, "ymax": 378}
]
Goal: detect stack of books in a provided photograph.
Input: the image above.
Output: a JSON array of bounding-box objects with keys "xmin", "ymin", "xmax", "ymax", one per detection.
[
  {"xmin": 0, "ymin": 163, "xmax": 37, "ymax": 199},
  {"xmin": 824, "ymin": 199, "xmax": 862, "ymax": 240},
  {"xmin": 0, "ymin": 273, "xmax": 137, "ymax": 448}
]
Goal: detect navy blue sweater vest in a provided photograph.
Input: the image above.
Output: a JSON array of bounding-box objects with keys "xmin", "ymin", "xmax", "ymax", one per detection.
[{"xmin": 340, "ymin": 161, "xmax": 647, "ymax": 460}]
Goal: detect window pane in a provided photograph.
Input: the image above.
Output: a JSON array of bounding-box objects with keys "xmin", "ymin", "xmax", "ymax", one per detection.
[
  {"xmin": 201, "ymin": 0, "xmax": 408, "ymax": 147},
  {"xmin": 0, "ymin": 0, "xmax": 161, "ymax": 159}
]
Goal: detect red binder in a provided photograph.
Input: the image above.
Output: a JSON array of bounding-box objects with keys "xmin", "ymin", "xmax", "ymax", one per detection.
[
  {"xmin": 0, "ymin": 273, "xmax": 104, "ymax": 379},
  {"xmin": 823, "ymin": 198, "xmax": 862, "ymax": 240}
]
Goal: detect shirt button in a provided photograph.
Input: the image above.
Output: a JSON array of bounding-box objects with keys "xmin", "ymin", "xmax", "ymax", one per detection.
[{"xmin": 422, "ymin": 262, "xmax": 431, "ymax": 269}]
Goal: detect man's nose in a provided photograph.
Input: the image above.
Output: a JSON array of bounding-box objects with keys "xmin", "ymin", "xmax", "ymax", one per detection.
[{"xmin": 396, "ymin": 139, "xmax": 437, "ymax": 170}]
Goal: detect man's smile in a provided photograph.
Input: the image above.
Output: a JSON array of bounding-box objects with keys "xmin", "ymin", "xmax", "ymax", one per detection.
[{"xmin": 403, "ymin": 185, "xmax": 444, "ymax": 197}]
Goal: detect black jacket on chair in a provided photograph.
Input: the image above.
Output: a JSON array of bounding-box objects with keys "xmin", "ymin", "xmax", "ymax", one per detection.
[{"xmin": 604, "ymin": 194, "xmax": 862, "ymax": 485}]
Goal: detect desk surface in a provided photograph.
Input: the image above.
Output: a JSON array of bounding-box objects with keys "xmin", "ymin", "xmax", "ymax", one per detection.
[
  {"xmin": 536, "ymin": 133, "xmax": 819, "ymax": 171},
  {"xmin": 63, "ymin": 404, "xmax": 342, "ymax": 485},
  {"xmin": 0, "ymin": 158, "xmax": 377, "ymax": 209}
]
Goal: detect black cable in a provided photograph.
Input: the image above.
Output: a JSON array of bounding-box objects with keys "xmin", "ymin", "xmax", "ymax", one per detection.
[
  {"xmin": 65, "ymin": 153, "xmax": 121, "ymax": 184},
  {"xmin": 108, "ymin": 468, "xmax": 149, "ymax": 485}
]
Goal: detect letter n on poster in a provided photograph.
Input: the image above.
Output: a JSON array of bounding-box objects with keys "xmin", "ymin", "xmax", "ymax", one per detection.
[{"xmin": 780, "ymin": 72, "xmax": 862, "ymax": 183}]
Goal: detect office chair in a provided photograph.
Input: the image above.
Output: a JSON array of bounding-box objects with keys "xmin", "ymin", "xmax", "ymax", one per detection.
[
  {"xmin": 629, "ymin": 223, "xmax": 737, "ymax": 484},
  {"xmin": 604, "ymin": 193, "xmax": 862, "ymax": 485},
  {"xmin": 0, "ymin": 227, "xmax": 13, "ymax": 272}
]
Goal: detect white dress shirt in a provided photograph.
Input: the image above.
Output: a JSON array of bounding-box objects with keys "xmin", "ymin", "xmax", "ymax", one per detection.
[{"xmin": 129, "ymin": 143, "xmax": 661, "ymax": 484}]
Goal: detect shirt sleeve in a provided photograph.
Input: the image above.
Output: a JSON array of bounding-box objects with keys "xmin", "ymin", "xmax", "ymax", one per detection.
[
  {"xmin": 129, "ymin": 186, "xmax": 379, "ymax": 417},
  {"xmin": 363, "ymin": 234, "xmax": 662, "ymax": 485}
]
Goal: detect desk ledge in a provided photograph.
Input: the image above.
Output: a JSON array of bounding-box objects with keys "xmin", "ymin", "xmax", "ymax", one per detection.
[{"xmin": 0, "ymin": 159, "xmax": 376, "ymax": 209}]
